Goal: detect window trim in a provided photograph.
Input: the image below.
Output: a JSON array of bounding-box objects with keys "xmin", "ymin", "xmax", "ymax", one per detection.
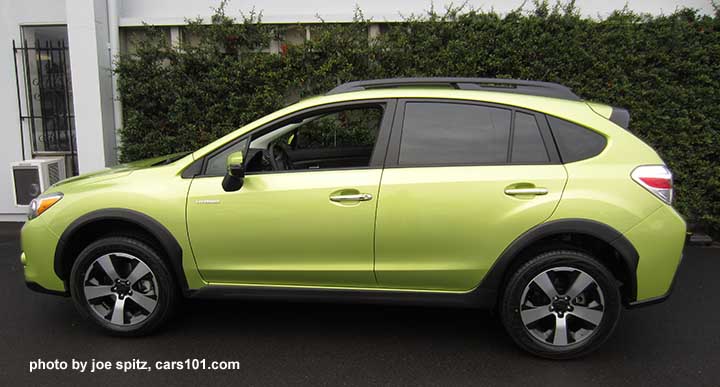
[
  {"xmin": 535, "ymin": 112, "xmax": 562, "ymax": 164},
  {"xmin": 189, "ymin": 99, "xmax": 397, "ymax": 178},
  {"xmin": 384, "ymin": 98, "xmax": 561, "ymax": 169},
  {"xmin": 509, "ymin": 111, "xmax": 552, "ymax": 165}
]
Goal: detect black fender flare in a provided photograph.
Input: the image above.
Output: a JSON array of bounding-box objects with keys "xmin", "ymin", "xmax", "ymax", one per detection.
[
  {"xmin": 54, "ymin": 208, "xmax": 188, "ymax": 291},
  {"xmin": 478, "ymin": 218, "xmax": 639, "ymax": 302}
]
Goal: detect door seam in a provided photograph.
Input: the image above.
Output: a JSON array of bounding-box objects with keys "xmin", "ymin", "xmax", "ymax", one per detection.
[
  {"xmin": 371, "ymin": 167, "xmax": 385, "ymax": 286},
  {"xmin": 184, "ymin": 176, "xmax": 209, "ymax": 284}
]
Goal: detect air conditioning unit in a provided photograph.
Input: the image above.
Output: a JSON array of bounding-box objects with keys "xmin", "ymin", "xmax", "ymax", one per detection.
[{"xmin": 10, "ymin": 157, "xmax": 67, "ymax": 206}]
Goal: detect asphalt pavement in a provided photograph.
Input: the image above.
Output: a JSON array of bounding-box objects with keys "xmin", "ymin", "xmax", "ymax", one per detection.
[{"xmin": 1, "ymin": 222, "xmax": 718, "ymax": 386}]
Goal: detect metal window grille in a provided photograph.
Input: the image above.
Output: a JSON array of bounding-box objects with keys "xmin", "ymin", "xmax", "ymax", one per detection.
[{"xmin": 13, "ymin": 38, "xmax": 78, "ymax": 175}]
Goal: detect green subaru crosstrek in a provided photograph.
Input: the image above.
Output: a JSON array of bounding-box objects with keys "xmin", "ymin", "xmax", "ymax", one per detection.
[{"xmin": 21, "ymin": 78, "xmax": 685, "ymax": 359}]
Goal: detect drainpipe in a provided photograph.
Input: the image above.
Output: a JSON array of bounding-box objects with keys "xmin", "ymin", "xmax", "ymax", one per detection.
[{"xmin": 107, "ymin": 0, "xmax": 123, "ymax": 160}]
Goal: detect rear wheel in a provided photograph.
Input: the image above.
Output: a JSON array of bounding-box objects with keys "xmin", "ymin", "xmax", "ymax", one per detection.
[
  {"xmin": 500, "ymin": 250, "xmax": 621, "ymax": 359},
  {"xmin": 69, "ymin": 237, "xmax": 177, "ymax": 336}
]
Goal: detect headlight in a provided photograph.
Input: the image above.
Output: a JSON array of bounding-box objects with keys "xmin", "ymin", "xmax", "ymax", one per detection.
[{"xmin": 27, "ymin": 193, "xmax": 63, "ymax": 220}]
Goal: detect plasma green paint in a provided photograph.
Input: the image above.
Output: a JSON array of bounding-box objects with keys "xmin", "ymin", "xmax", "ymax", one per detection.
[
  {"xmin": 187, "ymin": 169, "xmax": 382, "ymax": 287},
  {"xmin": 21, "ymin": 88, "xmax": 685, "ymax": 303},
  {"xmin": 375, "ymin": 165, "xmax": 567, "ymax": 290}
]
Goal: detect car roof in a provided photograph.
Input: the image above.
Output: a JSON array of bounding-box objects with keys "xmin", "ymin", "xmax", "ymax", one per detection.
[
  {"xmin": 326, "ymin": 78, "xmax": 581, "ymax": 100},
  {"xmin": 308, "ymin": 87, "xmax": 591, "ymax": 116}
]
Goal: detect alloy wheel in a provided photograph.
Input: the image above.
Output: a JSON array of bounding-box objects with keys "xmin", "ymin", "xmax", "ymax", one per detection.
[
  {"xmin": 83, "ymin": 252, "xmax": 159, "ymax": 326},
  {"xmin": 519, "ymin": 266, "xmax": 605, "ymax": 346}
]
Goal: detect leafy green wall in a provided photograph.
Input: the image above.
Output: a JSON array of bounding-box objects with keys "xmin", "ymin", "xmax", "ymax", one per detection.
[{"xmin": 116, "ymin": 2, "xmax": 720, "ymax": 236}]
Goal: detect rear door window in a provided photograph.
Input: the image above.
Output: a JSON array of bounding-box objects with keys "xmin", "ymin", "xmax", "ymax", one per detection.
[{"xmin": 399, "ymin": 102, "xmax": 511, "ymax": 165}]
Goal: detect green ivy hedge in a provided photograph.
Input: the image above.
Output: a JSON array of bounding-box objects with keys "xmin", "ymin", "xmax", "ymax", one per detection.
[{"xmin": 116, "ymin": 1, "xmax": 720, "ymax": 236}]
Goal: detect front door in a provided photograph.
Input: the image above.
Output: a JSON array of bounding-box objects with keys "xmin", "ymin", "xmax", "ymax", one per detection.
[{"xmin": 187, "ymin": 101, "xmax": 395, "ymax": 288}]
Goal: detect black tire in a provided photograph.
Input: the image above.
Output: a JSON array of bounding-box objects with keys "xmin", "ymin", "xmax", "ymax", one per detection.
[
  {"xmin": 69, "ymin": 236, "xmax": 178, "ymax": 336},
  {"xmin": 500, "ymin": 250, "xmax": 621, "ymax": 359}
]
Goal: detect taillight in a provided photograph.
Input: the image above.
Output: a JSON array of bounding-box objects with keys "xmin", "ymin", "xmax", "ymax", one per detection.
[{"xmin": 631, "ymin": 165, "xmax": 673, "ymax": 204}]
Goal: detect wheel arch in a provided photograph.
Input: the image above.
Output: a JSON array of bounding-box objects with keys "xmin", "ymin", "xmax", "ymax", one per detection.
[
  {"xmin": 480, "ymin": 218, "xmax": 639, "ymax": 305},
  {"xmin": 54, "ymin": 208, "xmax": 188, "ymax": 293}
]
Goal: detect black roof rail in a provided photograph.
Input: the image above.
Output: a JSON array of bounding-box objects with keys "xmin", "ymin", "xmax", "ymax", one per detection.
[{"xmin": 326, "ymin": 77, "xmax": 581, "ymax": 101}]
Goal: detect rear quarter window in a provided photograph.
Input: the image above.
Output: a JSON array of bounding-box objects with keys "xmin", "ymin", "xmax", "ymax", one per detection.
[{"xmin": 547, "ymin": 116, "xmax": 607, "ymax": 163}]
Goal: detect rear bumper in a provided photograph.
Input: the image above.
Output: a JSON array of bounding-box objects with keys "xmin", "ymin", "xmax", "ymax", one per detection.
[
  {"xmin": 627, "ymin": 253, "xmax": 682, "ymax": 309},
  {"xmin": 623, "ymin": 205, "xmax": 686, "ymax": 303}
]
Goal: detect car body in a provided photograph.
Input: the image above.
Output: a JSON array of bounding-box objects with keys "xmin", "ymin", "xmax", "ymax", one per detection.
[{"xmin": 20, "ymin": 78, "xmax": 686, "ymax": 358}]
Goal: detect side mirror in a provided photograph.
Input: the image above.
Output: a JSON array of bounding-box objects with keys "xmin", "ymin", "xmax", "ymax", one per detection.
[{"xmin": 222, "ymin": 151, "xmax": 245, "ymax": 192}]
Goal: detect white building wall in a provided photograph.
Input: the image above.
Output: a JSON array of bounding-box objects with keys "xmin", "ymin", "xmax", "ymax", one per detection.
[
  {"xmin": 0, "ymin": 0, "xmax": 67, "ymax": 221},
  {"xmin": 66, "ymin": 0, "xmax": 117, "ymax": 175},
  {"xmin": 118, "ymin": 0, "xmax": 716, "ymax": 25}
]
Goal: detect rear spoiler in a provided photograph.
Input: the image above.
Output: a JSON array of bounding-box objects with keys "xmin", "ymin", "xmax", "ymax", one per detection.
[
  {"xmin": 609, "ymin": 107, "xmax": 630, "ymax": 129},
  {"xmin": 587, "ymin": 102, "xmax": 630, "ymax": 130}
]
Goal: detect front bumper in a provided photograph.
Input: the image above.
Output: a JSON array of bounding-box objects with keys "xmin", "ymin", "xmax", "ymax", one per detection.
[
  {"xmin": 21, "ymin": 218, "xmax": 67, "ymax": 294},
  {"xmin": 25, "ymin": 280, "xmax": 69, "ymax": 296}
]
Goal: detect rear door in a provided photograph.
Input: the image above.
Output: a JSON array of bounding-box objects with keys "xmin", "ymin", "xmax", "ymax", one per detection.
[{"xmin": 374, "ymin": 100, "xmax": 567, "ymax": 291}]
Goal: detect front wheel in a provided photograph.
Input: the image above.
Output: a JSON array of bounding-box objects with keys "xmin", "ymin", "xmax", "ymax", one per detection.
[
  {"xmin": 69, "ymin": 237, "xmax": 178, "ymax": 336},
  {"xmin": 500, "ymin": 250, "xmax": 621, "ymax": 359}
]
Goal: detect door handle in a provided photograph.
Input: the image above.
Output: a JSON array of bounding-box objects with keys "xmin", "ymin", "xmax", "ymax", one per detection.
[
  {"xmin": 504, "ymin": 188, "xmax": 548, "ymax": 196},
  {"xmin": 330, "ymin": 193, "xmax": 373, "ymax": 202}
]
